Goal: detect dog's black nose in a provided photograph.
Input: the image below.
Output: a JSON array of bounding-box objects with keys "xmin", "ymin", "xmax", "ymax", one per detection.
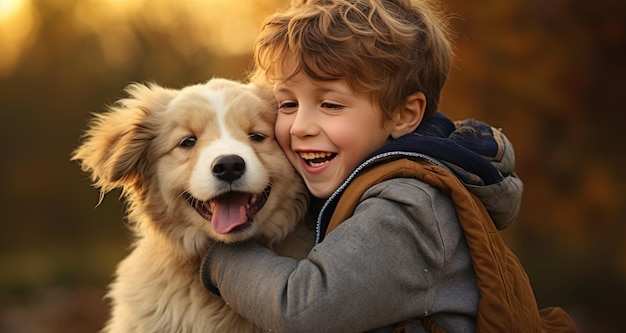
[{"xmin": 212, "ymin": 155, "xmax": 246, "ymax": 182}]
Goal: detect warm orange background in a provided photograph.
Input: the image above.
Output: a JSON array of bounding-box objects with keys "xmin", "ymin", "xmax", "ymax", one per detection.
[{"xmin": 0, "ymin": 0, "xmax": 624, "ymax": 332}]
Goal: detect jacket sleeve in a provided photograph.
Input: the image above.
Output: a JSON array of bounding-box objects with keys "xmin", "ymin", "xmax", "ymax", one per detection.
[{"xmin": 200, "ymin": 178, "xmax": 476, "ymax": 333}]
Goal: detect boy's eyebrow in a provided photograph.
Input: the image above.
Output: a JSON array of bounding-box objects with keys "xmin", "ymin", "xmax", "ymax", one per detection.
[
  {"xmin": 274, "ymin": 86, "xmax": 344, "ymax": 96},
  {"xmin": 274, "ymin": 80, "xmax": 352, "ymax": 95},
  {"xmin": 274, "ymin": 86, "xmax": 292, "ymax": 94},
  {"xmin": 274, "ymin": 84, "xmax": 346, "ymax": 94}
]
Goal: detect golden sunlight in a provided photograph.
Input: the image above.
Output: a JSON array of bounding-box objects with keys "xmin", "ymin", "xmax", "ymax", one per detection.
[
  {"xmin": 0, "ymin": 0, "xmax": 24, "ymax": 19},
  {"xmin": 0, "ymin": 0, "xmax": 38, "ymax": 76},
  {"xmin": 1, "ymin": 0, "xmax": 286, "ymax": 76},
  {"xmin": 183, "ymin": 0, "xmax": 284, "ymax": 55}
]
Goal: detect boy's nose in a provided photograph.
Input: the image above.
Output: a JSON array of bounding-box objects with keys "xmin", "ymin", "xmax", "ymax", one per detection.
[{"xmin": 289, "ymin": 109, "xmax": 319, "ymax": 137}]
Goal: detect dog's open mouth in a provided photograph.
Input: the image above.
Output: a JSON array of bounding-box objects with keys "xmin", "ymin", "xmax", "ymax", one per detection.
[{"xmin": 184, "ymin": 185, "xmax": 271, "ymax": 234}]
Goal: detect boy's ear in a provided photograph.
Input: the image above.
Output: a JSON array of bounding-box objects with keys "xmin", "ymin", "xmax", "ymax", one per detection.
[{"xmin": 389, "ymin": 92, "xmax": 426, "ymax": 139}]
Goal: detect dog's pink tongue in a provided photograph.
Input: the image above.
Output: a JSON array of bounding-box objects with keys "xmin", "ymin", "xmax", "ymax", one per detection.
[{"xmin": 211, "ymin": 193, "xmax": 248, "ymax": 234}]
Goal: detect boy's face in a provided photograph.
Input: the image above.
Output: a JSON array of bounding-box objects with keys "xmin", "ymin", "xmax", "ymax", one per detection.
[{"xmin": 274, "ymin": 72, "xmax": 394, "ymax": 199}]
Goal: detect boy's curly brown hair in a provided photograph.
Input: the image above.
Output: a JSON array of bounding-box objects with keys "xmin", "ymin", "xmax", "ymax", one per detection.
[{"xmin": 251, "ymin": 0, "xmax": 454, "ymax": 120}]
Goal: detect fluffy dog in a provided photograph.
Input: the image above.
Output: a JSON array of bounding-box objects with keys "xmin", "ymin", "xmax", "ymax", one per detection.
[{"xmin": 72, "ymin": 78, "xmax": 313, "ymax": 332}]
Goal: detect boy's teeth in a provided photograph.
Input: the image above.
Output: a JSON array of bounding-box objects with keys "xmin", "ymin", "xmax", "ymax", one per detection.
[{"xmin": 299, "ymin": 152, "xmax": 333, "ymax": 160}]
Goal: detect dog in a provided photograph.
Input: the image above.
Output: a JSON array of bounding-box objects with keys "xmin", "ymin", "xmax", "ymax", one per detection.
[{"xmin": 72, "ymin": 78, "xmax": 314, "ymax": 332}]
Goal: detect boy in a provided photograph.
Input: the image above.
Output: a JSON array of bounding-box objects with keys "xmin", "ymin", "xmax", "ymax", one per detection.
[{"xmin": 200, "ymin": 0, "xmax": 576, "ymax": 332}]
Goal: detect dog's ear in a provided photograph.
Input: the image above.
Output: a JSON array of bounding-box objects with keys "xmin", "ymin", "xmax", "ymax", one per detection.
[
  {"xmin": 72, "ymin": 82, "xmax": 177, "ymax": 195},
  {"xmin": 247, "ymin": 81, "xmax": 277, "ymax": 109}
]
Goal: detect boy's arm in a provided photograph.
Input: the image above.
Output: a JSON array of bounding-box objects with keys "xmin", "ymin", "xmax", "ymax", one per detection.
[{"xmin": 200, "ymin": 178, "xmax": 477, "ymax": 332}]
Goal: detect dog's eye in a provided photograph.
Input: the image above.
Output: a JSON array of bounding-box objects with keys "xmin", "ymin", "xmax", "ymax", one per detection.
[
  {"xmin": 179, "ymin": 136, "xmax": 197, "ymax": 148},
  {"xmin": 249, "ymin": 132, "xmax": 266, "ymax": 142}
]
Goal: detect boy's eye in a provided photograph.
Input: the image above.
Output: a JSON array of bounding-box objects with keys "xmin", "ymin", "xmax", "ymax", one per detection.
[
  {"xmin": 278, "ymin": 101, "xmax": 298, "ymax": 111},
  {"xmin": 278, "ymin": 101, "xmax": 298, "ymax": 114},
  {"xmin": 321, "ymin": 102, "xmax": 344, "ymax": 110}
]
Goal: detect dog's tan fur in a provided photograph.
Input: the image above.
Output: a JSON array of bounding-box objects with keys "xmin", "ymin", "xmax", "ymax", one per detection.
[{"xmin": 72, "ymin": 78, "xmax": 313, "ymax": 332}]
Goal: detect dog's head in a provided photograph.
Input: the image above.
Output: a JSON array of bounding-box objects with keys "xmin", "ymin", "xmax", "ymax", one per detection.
[{"xmin": 72, "ymin": 78, "xmax": 308, "ymax": 254}]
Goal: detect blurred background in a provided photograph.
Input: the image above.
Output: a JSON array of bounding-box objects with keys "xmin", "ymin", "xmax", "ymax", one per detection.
[{"xmin": 0, "ymin": 0, "xmax": 624, "ymax": 332}]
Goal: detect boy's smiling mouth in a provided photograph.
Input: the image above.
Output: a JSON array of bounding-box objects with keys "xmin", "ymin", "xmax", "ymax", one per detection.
[{"xmin": 298, "ymin": 151, "xmax": 337, "ymax": 167}]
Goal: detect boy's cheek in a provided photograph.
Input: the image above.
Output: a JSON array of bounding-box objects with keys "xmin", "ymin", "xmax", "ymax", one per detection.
[
  {"xmin": 274, "ymin": 116, "xmax": 291, "ymax": 146},
  {"xmin": 274, "ymin": 125, "xmax": 294, "ymax": 164},
  {"xmin": 284, "ymin": 151, "xmax": 302, "ymax": 175}
]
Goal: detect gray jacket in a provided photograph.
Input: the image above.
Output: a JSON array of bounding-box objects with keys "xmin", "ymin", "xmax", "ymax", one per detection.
[{"xmin": 203, "ymin": 173, "xmax": 521, "ymax": 333}]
